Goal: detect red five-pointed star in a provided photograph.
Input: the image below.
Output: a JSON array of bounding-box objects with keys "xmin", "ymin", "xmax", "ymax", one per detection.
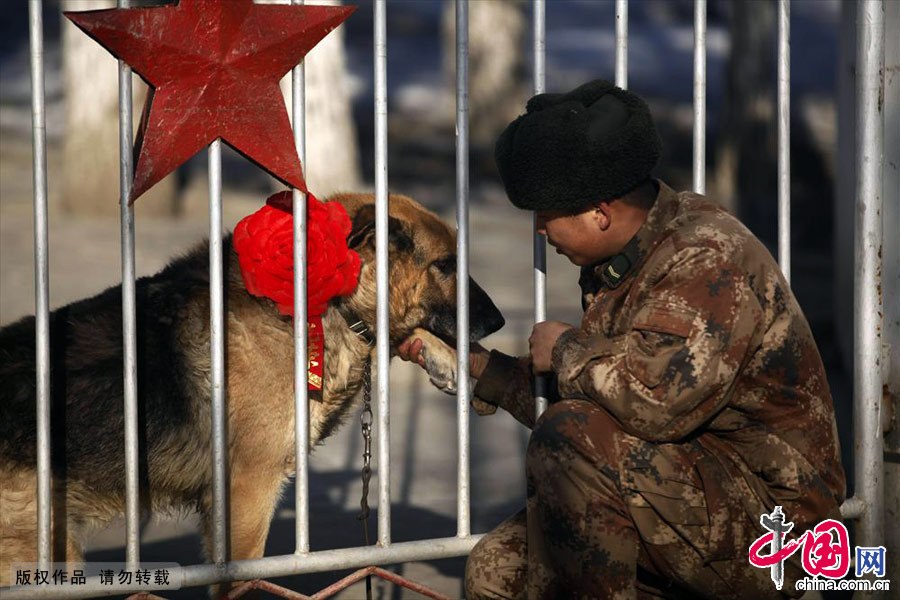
[{"xmin": 65, "ymin": 0, "xmax": 355, "ymax": 203}]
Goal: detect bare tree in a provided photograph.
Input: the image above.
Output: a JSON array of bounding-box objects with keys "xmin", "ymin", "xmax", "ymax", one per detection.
[
  {"xmin": 277, "ymin": 0, "xmax": 361, "ymax": 198},
  {"xmin": 713, "ymin": 0, "xmax": 776, "ymax": 234},
  {"xmin": 61, "ymin": 0, "xmax": 177, "ymax": 217},
  {"xmin": 441, "ymin": 0, "xmax": 529, "ymax": 149}
]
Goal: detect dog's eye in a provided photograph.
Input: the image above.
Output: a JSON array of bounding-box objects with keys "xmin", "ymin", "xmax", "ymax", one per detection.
[{"xmin": 430, "ymin": 257, "xmax": 456, "ymax": 276}]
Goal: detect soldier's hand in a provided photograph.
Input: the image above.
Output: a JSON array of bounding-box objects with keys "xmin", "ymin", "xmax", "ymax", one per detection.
[
  {"xmin": 529, "ymin": 321, "xmax": 575, "ymax": 374},
  {"xmin": 398, "ymin": 331, "xmax": 491, "ymax": 379},
  {"xmin": 398, "ymin": 337, "xmax": 427, "ymax": 368}
]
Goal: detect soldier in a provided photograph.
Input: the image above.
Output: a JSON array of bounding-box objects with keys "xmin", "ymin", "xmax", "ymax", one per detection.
[{"xmin": 400, "ymin": 79, "xmax": 846, "ymax": 599}]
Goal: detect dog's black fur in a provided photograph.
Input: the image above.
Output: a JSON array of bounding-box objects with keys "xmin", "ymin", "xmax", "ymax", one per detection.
[{"xmin": 0, "ymin": 239, "xmax": 238, "ymax": 506}]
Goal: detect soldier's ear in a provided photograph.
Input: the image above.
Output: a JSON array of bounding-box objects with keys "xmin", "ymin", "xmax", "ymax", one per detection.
[
  {"xmin": 347, "ymin": 204, "xmax": 413, "ymax": 253},
  {"xmin": 594, "ymin": 201, "xmax": 611, "ymax": 231}
]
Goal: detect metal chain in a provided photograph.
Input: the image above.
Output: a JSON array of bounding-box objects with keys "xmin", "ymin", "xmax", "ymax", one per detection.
[{"xmin": 357, "ymin": 359, "xmax": 374, "ymax": 600}]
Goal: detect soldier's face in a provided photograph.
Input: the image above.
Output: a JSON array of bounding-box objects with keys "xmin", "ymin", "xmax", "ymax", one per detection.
[{"xmin": 536, "ymin": 206, "xmax": 615, "ymax": 266}]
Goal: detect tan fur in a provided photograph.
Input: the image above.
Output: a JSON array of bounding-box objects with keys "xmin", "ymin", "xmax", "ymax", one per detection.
[
  {"xmin": 1, "ymin": 193, "xmax": 473, "ymax": 596},
  {"xmin": 0, "ymin": 469, "xmax": 84, "ymax": 584},
  {"xmin": 332, "ymin": 193, "xmax": 459, "ymax": 340}
]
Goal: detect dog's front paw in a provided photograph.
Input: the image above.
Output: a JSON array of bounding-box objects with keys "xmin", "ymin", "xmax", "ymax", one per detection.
[{"xmin": 411, "ymin": 328, "xmax": 458, "ymax": 395}]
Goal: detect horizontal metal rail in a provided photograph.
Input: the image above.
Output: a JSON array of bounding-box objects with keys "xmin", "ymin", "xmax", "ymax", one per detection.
[
  {"xmin": 0, "ymin": 536, "xmax": 484, "ymax": 600},
  {"xmin": 840, "ymin": 496, "xmax": 865, "ymax": 520},
  {"xmin": 226, "ymin": 566, "xmax": 453, "ymax": 600}
]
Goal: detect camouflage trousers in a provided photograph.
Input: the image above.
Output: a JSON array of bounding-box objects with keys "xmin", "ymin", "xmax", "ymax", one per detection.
[{"xmin": 465, "ymin": 400, "xmax": 797, "ymax": 600}]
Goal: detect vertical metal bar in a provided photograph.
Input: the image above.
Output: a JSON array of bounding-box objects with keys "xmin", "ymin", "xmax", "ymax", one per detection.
[
  {"xmin": 455, "ymin": 0, "xmax": 471, "ymax": 539},
  {"xmin": 853, "ymin": 0, "xmax": 885, "ymax": 549},
  {"xmin": 208, "ymin": 139, "xmax": 227, "ymax": 565},
  {"xmin": 374, "ymin": 0, "xmax": 391, "ymax": 547},
  {"xmin": 28, "ymin": 0, "xmax": 51, "ymax": 572},
  {"xmin": 532, "ymin": 0, "xmax": 547, "ymax": 420},
  {"xmin": 532, "ymin": 0, "xmax": 544, "ymax": 97},
  {"xmin": 693, "ymin": 0, "xmax": 707, "ymax": 195},
  {"xmin": 777, "ymin": 0, "xmax": 791, "ymax": 282},
  {"xmin": 615, "ymin": 0, "xmax": 627, "ymax": 88},
  {"xmin": 117, "ymin": 0, "xmax": 140, "ymax": 571},
  {"xmin": 291, "ymin": 0, "xmax": 310, "ymax": 557}
]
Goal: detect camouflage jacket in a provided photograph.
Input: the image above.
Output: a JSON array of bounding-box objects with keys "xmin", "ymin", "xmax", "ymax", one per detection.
[{"xmin": 473, "ymin": 179, "xmax": 846, "ymax": 529}]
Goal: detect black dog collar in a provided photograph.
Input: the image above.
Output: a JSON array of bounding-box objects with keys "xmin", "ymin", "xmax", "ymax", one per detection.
[{"xmin": 339, "ymin": 308, "xmax": 376, "ymax": 347}]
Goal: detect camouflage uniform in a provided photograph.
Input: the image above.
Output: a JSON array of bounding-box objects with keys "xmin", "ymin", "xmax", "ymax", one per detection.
[{"xmin": 467, "ymin": 180, "xmax": 846, "ymax": 599}]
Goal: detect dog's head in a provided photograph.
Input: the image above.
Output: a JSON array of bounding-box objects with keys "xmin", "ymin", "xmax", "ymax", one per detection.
[{"xmin": 329, "ymin": 193, "xmax": 505, "ymax": 346}]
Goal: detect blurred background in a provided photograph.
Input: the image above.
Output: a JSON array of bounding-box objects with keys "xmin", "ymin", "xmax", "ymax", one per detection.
[{"xmin": 1, "ymin": 1, "xmax": 897, "ymax": 598}]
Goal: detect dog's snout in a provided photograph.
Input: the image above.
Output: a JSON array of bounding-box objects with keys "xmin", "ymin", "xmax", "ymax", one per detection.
[
  {"xmin": 469, "ymin": 278, "xmax": 504, "ymax": 341},
  {"xmin": 422, "ymin": 277, "xmax": 505, "ymax": 343}
]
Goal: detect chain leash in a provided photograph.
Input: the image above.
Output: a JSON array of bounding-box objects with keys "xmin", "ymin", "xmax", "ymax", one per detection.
[{"xmin": 357, "ymin": 358, "xmax": 374, "ymax": 600}]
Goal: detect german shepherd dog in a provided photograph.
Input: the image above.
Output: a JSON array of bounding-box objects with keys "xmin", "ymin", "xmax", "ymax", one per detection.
[{"xmin": 0, "ymin": 193, "xmax": 504, "ymax": 590}]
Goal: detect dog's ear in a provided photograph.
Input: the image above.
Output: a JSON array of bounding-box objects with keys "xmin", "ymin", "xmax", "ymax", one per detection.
[
  {"xmin": 347, "ymin": 204, "xmax": 413, "ymax": 253},
  {"xmin": 347, "ymin": 205, "xmax": 376, "ymax": 248}
]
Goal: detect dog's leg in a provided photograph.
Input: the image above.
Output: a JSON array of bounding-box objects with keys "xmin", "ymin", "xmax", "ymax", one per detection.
[
  {"xmin": 410, "ymin": 327, "xmax": 471, "ymax": 395},
  {"xmin": 202, "ymin": 465, "xmax": 286, "ymax": 599},
  {"xmin": 0, "ymin": 469, "xmax": 37, "ymax": 588},
  {"xmin": 0, "ymin": 469, "xmax": 83, "ymax": 587}
]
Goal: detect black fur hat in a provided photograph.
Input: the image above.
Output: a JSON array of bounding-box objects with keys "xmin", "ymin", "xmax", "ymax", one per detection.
[{"xmin": 494, "ymin": 79, "xmax": 661, "ymax": 212}]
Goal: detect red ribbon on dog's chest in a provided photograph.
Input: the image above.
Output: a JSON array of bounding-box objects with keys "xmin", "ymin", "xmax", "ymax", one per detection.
[{"xmin": 307, "ymin": 316, "xmax": 324, "ymax": 390}]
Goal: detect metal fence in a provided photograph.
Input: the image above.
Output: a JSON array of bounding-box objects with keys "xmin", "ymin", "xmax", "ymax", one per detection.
[{"xmin": 3, "ymin": 0, "xmax": 887, "ymax": 597}]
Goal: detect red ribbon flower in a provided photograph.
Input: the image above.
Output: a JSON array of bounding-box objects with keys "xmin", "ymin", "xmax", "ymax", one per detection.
[
  {"xmin": 233, "ymin": 191, "xmax": 360, "ymax": 318},
  {"xmin": 233, "ymin": 192, "xmax": 361, "ymax": 390}
]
